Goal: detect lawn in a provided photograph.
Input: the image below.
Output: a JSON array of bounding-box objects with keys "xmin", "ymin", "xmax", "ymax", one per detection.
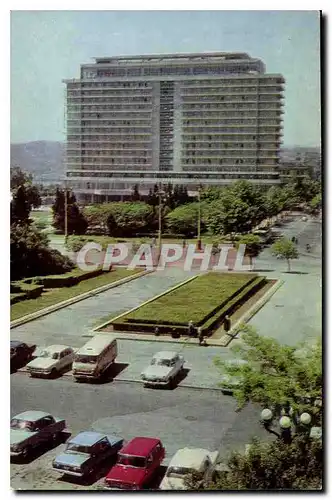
[
  {"xmin": 121, "ymin": 272, "xmax": 255, "ymax": 326},
  {"xmin": 10, "ymin": 268, "xmax": 142, "ymax": 321}
]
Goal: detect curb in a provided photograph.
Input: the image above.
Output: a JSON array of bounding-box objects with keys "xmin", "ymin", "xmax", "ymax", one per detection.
[
  {"xmin": 82, "ymin": 331, "xmax": 227, "ymax": 347},
  {"xmin": 10, "ymin": 270, "xmax": 152, "ymax": 329},
  {"xmin": 16, "ymin": 368, "xmax": 223, "ymax": 392}
]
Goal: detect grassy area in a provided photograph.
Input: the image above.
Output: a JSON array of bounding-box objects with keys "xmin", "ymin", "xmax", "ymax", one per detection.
[
  {"xmin": 121, "ymin": 272, "xmax": 254, "ymax": 325},
  {"xmin": 10, "ymin": 268, "xmax": 142, "ymax": 322}
]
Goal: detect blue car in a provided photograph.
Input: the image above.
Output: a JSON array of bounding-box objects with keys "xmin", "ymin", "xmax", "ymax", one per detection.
[{"xmin": 52, "ymin": 431, "xmax": 124, "ymax": 478}]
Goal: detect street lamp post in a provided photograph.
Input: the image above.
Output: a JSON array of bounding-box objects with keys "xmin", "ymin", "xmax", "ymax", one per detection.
[
  {"xmin": 157, "ymin": 184, "xmax": 165, "ymax": 255},
  {"xmin": 197, "ymin": 186, "xmax": 202, "ymax": 251},
  {"xmin": 64, "ymin": 180, "xmax": 68, "ymax": 245},
  {"xmin": 260, "ymin": 407, "xmax": 319, "ymax": 443}
]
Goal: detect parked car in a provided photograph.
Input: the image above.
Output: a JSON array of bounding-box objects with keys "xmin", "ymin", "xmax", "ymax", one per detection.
[
  {"xmin": 141, "ymin": 351, "xmax": 185, "ymax": 388},
  {"xmin": 10, "ymin": 340, "xmax": 36, "ymax": 370},
  {"xmin": 159, "ymin": 447, "xmax": 219, "ymax": 490},
  {"xmin": 105, "ymin": 437, "xmax": 165, "ymax": 490},
  {"xmin": 72, "ymin": 335, "xmax": 117, "ymax": 382},
  {"xmin": 10, "ymin": 410, "xmax": 66, "ymax": 458},
  {"xmin": 218, "ymin": 359, "xmax": 248, "ymax": 394},
  {"xmin": 52, "ymin": 431, "xmax": 124, "ymax": 478},
  {"xmin": 26, "ymin": 345, "xmax": 74, "ymax": 378}
]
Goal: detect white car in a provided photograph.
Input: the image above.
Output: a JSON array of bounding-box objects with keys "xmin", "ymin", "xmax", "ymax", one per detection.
[
  {"xmin": 26, "ymin": 345, "xmax": 74, "ymax": 378},
  {"xmin": 159, "ymin": 448, "xmax": 219, "ymax": 490},
  {"xmin": 141, "ymin": 351, "xmax": 185, "ymax": 388}
]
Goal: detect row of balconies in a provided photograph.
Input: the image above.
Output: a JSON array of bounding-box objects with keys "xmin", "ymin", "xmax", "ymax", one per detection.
[{"xmin": 180, "ymin": 90, "xmax": 284, "ymax": 96}]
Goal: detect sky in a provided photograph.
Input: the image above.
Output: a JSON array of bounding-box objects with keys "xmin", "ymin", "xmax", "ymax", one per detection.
[{"xmin": 10, "ymin": 10, "xmax": 321, "ymax": 147}]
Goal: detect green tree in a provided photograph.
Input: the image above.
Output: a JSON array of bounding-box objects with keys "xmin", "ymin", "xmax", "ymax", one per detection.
[
  {"xmin": 235, "ymin": 234, "xmax": 262, "ymax": 269},
  {"xmin": 131, "ymin": 184, "xmax": 141, "ymax": 201},
  {"xmin": 165, "ymin": 203, "xmax": 202, "ymax": 237},
  {"xmin": 10, "ymin": 167, "xmax": 41, "ymax": 224},
  {"xmin": 205, "ymin": 196, "xmax": 254, "ymax": 239},
  {"xmin": 11, "ymin": 223, "xmax": 73, "ymax": 280},
  {"xmin": 146, "ymin": 184, "xmax": 159, "ymax": 207},
  {"xmin": 271, "ymin": 237, "xmax": 299, "ymax": 272},
  {"xmin": 214, "ymin": 326, "xmax": 322, "ymax": 421},
  {"xmin": 52, "ymin": 188, "xmax": 88, "ymax": 235},
  {"xmin": 105, "ymin": 201, "xmax": 154, "ymax": 237},
  {"xmin": 309, "ymin": 193, "xmax": 322, "ymax": 214},
  {"xmin": 185, "ymin": 435, "xmax": 322, "ymax": 490}
]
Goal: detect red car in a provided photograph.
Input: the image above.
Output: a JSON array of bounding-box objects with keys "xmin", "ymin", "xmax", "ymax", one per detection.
[{"xmin": 105, "ymin": 437, "xmax": 165, "ymax": 490}]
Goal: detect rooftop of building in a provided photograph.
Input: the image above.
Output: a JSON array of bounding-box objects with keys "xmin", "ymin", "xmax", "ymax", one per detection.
[{"xmin": 93, "ymin": 52, "xmax": 252, "ymax": 64}]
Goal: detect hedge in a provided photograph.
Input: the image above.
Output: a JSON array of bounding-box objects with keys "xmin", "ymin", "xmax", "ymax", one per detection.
[
  {"xmin": 10, "ymin": 284, "xmax": 44, "ymax": 304},
  {"xmin": 123, "ymin": 272, "xmax": 255, "ymax": 326},
  {"xmin": 22, "ymin": 268, "xmax": 107, "ymax": 288},
  {"xmin": 111, "ymin": 275, "xmax": 267, "ymax": 336},
  {"xmin": 124, "ymin": 274, "xmax": 257, "ymax": 327}
]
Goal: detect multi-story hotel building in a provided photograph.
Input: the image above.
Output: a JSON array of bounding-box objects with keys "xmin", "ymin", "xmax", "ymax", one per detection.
[{"xmin": 64, "ymin": 52, "xmax": 285, "ymax": 202}]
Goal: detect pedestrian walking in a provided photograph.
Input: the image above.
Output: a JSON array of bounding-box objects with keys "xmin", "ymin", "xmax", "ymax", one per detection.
[
  {"xmin": 154, "ymin": 326, "xmax": 160, "ymax": 336},
  {"xmin": 182, "ymin": 239, "xmax": 186, "ymax": 248},
  {"xmin": 224, "ymin": 315, "xmax": 231, "ymax": 333},
  {"xmin": 152, "ymin": 237, "xmax": 156, "ymax": 247}
]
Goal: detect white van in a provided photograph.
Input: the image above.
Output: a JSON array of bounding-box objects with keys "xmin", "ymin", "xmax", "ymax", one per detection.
[{"xmin": 72, "ymin": 335, "xmax": 118, "ymax": 381}]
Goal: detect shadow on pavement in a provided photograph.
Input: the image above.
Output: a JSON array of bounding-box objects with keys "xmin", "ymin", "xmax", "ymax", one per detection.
[
  {"xmin": 57, "ymin": 454, "xmax": 118, "ymax": 487},
  {"xmin": 11, "ymin": 431, "xmax": 71, "ymax": 465},
  {"xmin": 283, "ymin": 271, "xmax": 309, "ymax": 275},
  {"xmin": 95, "ymin": 362, "xmax": 129, "ymax": 385}
]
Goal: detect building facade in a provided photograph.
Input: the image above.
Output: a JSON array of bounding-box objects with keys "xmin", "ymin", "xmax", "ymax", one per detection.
[{"xmin": 64, "ymin": 52, "xmax": 285, "ymax": 202}]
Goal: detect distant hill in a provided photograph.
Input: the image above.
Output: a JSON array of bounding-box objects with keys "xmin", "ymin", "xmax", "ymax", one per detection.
[{"xmin": 10, "ymin": 141, "xmax": 65, "ymax": 184}]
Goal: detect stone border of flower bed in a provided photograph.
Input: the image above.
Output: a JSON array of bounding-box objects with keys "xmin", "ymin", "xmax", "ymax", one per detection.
[{"xmin": 95, "ymin": 272, "xmax": 268, "ymax": 338}]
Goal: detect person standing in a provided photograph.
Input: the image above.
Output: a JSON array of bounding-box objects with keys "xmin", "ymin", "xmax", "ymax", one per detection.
[
  {"xmin": 224, "ymin": 315, "xmax": 231, "ymax": 333},
  {"xmin": 198, "ymin": 326, "xmax": 205, "ymax": 346},
  {"xmin": 188, "ymin": 320, "xmax": 195, "ymax": 337}
]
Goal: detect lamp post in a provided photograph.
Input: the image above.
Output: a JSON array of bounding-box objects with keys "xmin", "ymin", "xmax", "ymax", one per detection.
[
  {"xmin": 157, "ymin": 184, "xmax": 165, "ymax": 251},
  {"xmin": 260, "ymin": 407, "xmax": 318, "ymax": 443},
  {"xmin": 64, "ymin": 180, "xmax": 68, "ymax": 245},
  {"xmin": 197, "ymin": 185, "xmax": 202, "ymax": 251}
]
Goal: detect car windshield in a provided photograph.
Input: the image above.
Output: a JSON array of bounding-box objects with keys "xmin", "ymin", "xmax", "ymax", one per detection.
[
  {"xmin": 167, "ymin": 466, "xmax": 195, "ymax": 477},
  {"xmin": 151, "ymin": 358, "xmax": 171, "ymax": 367},
  {"xmin": 11, "ymin": 419, "xmax": 35, "ymax": 431},
  {"xmin": 66, "ymin": 443, "xmax": 91, "ymax": 454},
  {"xmin": 39, "ymin": 350, "xmax": 52, "ymax": 358},
  {"xmin": 75, "ymin": 355, "xmax": 97, "ymax": 364},
  {"xmin": 118, "ymin": 455, "xmax": 146, "ymax": 468}
]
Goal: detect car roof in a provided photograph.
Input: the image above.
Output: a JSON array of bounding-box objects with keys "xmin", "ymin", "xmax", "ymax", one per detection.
[
  {"xmin": 44, "ymin": 345, "xmax": 72, "ymax": 353},
  {"xmin": 13, "ymin": 410, "xmax": 51, "ymax": 422},
  {"xmin": 10, "ymin": 340, "xmax": 25, "ymax": 348},
  {"xmin": 120, "ymin": 437, "xmax": 161, "ymax": 457},
  {"xmin": 153, "ymin": 351, "xmax": 178, "ymax": 360},
  {"xmin": 76, "ymin": 334, "xmax": 117, "ymax": 356},
  {"xmin": 169, "ymin": 448, "xmax": 210, "ymax": 469},
  {"xmin": 69, "ymin": 431, "xmax": 106, "ymax": 446},
  {"xmin": 69, "ymin": 431, "xmax": 122, "ymax": 447}
]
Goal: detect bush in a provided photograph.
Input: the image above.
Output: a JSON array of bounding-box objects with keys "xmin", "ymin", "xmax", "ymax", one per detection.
[
  {"xmin": 10, "ymin": 284, "xmax": 44, "ymax": 304},
  {"xmin": 31, "ymin": 268, "xmax": 106, "ymax": 288}
]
